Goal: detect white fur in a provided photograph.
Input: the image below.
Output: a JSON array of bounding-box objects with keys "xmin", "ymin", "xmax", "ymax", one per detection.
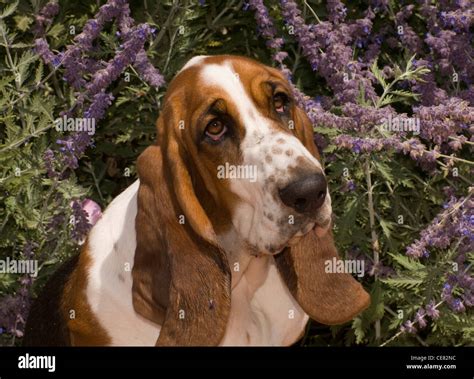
[
  {"xmin": 86, "ymin": 181, "xmax": 308, "ymax": 346},
  {"xmin": 86, "ymin": 181, "xmax": 160, "ymax": 346},
  {"xmin": 179, "ymin": 55, "xmax": 209, "ymax": 73},
  {"xmin": 220, "ymin": 228, "xmax": 309, "ymax": 345}
]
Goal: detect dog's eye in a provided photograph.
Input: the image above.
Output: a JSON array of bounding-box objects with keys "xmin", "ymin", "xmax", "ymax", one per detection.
[
  {"xmin": 273, "ymin": 93, "xmax": 289, "ymax": 114},
  {"xmin": 205, "ymin": 119, "xmax": 227, "ymax": 142}
]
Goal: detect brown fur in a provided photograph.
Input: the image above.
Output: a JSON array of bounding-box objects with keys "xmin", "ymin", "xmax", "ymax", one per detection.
[
  {"xmin": 132, "ymin": 95, "xmax": 232, "ymax": 346},
  {"xmin": 62, "ymin": 244, "xmax": 111, "ymax": 345}
]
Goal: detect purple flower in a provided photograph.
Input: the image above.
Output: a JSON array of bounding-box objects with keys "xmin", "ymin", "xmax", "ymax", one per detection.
[
  {"xmin": 43, "ymin": 149, "xmax": 57, "ymax": 178},
  {"xmin": 406, "ymin": 196, "xmax": 473, "ymax": 258},
  {"xmin": 279, "ymin": 0, "xmax": 320, "ymax": 71},
  {"xmin": 248, "ymin": 0, "xmax": 285, "ymax": 55},
  {"xmin": 133, "ymin": 50, "xmax": 165, "ymax": 89},
  {"xmin": 450, "ymin": 298, "xmax": 466, "ymax": 313},
  {"xmin": 34, "ymin": 1, "xmax": 59, "ymax": 36},
  {"xmin": 273, "ymin": 51, "xmax": 289, "ymax": 63},
  {"xmin": 414, "ymin": 309, "xmax": 427, "ymax": 329},
  {"xmin": 348, "ymin": 180, "xmax": 356, "ymax": 191},
  {"xmin": 70, "ymin": 200, "xmax": 92, "ymax": 243},
  {"xmin": 34, "ymin": 39, "xmax": 57, "ymax": 65},
  {"xmin": 37, "ymin": 0, "xmax": 166, "ymax": 110},
  {"xmin": 401, "ymin": 320, "xmax": 417, "ymax": 334},
  {"xmin": 84, "ymin": 23, "xmax": 151, "ymax": 98},
  {"xmin": 352, "ymin": 140, "xmax": 362, "ymax": 154},
  {"xmin": 56, "ymin": 132, "xmax": 92, "ymax": 170},
  {"xmin": 327, "ymin": 0, "xmax": 347, "ymax": 23},
  {"xmin": 84, "ymin": 92, "xmax": 114, "ymax": 121},
  {"xmin": 425, "ymin": 302, "xmax": 440, "ymax": 321}
]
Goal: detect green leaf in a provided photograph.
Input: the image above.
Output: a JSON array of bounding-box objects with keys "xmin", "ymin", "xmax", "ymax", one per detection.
[
  {"xmin": 313, "ymin": 125, "xmax": 339, "ymax": 137},
  {"xmin": 35, "ymin": 60, "xmax": 44, "ymax": 83},
  {"xmin": 388, "ymin": 314, "xmax": 403, "ymax": 331},
  {"xmin": 374, "ymin": 161, "xmax": 395, "ymax": 184},
  {"xmin": 352, "ymin": 317, "xmax": 366, "ymax": 344},
  {"xmin": 371, "ymin": 58, "xmax": 386, "ymax": 88},
  {"xmin": 115, "ymin": 95, "xmax": 131, "ymax": 107},
  {"xmin": 393, "ymin": 64, "xmax": 403, "ymax": 78},
  {"xmin": 381, "ymin": 277, "xmax": 424, "ymax": 289},
  {"xmin": 338, "ymin": 197, "xmax": 360, "ymax": 234},
  {"xmin": 400, "ymin": 178, "xmax": 415, "ymax": 189},
  {"xmin": 379, "ymin": 219, "xmax": 394, "ymax": 239},
  {"xmin": 405, "ymin": 54, "xmax": 416, "ymax": 71},
  {"xmin": 357, "ymin": 81, "xmax": 368, "ymax": 106},
  {"xmin": 0, "ymin": 0, "xmax": 18, "ymax": 19},
  {"xmin": 31, "ymin": 93, "xmax": 55, "ymax": 122},
  {"xmin": 363, "ymin": 281, "xmax": 385, "ymax": 323},
  {"xmin": 13, "ymin": 15, "xmax": 32, "ymax": 32},
  {"xmin": 16, "ymin": 50, "xmax": 38, "ymax": 87},
  {"xmin": 323, "ymin": 144, "xmax": 337, "ymax": 154},
  {"xmin": 380, "ymin": 94, "xmax": 395, "ymax": 106},
  {"xmin": 388, "ymin": 252, "xmax": 425, "ymax": 271},
  {"xmin": 390, "ymin": 90, "xmax": 419, "ymax": 99},
  {"xmin": 47, "ymin": 23, "xmax": 65, "ymax": 39},
  {"xmin": 9, "ymin": 42, "xmax": 30, "ymax": 48}
]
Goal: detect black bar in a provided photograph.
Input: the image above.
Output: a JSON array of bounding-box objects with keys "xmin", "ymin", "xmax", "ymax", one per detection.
[{"xmin": 0, "ymin": 347, "xmax": 472, "ymax": 377}]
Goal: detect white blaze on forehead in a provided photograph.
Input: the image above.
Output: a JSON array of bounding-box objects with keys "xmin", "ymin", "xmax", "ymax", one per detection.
[
  {"xmin": 199, "ymin": 61, "xmax": 268, "ymax": 144},
  {"xmin": 179, "ymin": 55, "xmax": 209, "ymax": 73}
]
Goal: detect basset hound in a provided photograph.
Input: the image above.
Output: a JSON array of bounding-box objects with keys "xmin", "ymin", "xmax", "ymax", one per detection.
[{"xmin": 24, "ymin": 55, "xmax": 370, "ymax": 346}]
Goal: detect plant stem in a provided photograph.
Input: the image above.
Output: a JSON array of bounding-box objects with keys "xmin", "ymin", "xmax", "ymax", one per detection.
[
  {"xmin": 448, "ymin": 136, "xmax": 474, "ymax": 146},
  {"xmin": 1, "ymin": 22, "xmax": 26, "ymax": 129},
  {"xmin": 85, "ymin": 162, "xmax": 105, "ymax": 202},
  {"xmin": 437, "ymin": 153, "xmax": 474, "ymax": 166},
  {"xmin": 150, "ymin": 0, "xmax": 180, "ymax": 51},
  {"xmin": 304, "ymin": 0, "xmax": 321, "ymax": 23},
  {"xmin": 163, "ymin": 27, "xmax": 179, "ymax": 73},
  {"xmin": 365, "ymin": 157, "xmax": 381, "ymax": 341}
]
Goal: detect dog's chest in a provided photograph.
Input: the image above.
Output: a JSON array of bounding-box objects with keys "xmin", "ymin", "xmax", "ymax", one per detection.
[{"xmin": 221, "ymin": 256, "xmax": 309, "ymax": 345}]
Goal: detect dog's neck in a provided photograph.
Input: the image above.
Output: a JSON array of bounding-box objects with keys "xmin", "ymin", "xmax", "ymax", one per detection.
[
  {"xmin": 217, "ymin": 225, "xmax": 308, "ymax": 346},
  {"xmin": 217, "ymin": 227, "xmax": 276, "ymax": 290}
]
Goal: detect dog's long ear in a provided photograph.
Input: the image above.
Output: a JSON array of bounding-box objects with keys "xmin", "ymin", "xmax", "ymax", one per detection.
[
  {"xmin": 275, "ymin": 107, "xmax": 370, "ymax": 325},
  {"xmin": 132, "ymin": 98, "xmax": 231, "ymax": 346}
]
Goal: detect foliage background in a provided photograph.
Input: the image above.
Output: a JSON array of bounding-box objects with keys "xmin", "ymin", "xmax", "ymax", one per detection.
[{"xmin": 0, "ymin": 0, "xmax": 472, "ymax": 346}]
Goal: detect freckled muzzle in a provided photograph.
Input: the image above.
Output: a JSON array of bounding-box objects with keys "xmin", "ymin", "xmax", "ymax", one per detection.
[{"xmin": 278, "ymin": 173, "xmax": 327, "ymax": 214}]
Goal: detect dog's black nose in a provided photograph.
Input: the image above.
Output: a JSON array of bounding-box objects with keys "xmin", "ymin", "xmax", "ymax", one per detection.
[{"xmin": 279, "ymin": 173, "xmax": 327, "ymax": 214}]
